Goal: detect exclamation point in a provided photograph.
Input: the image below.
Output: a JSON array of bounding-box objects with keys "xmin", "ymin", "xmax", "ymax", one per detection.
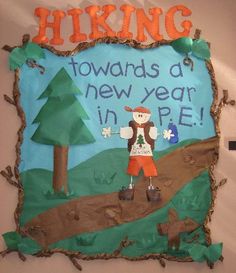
[{"xmin": 200, "ymin": 107, "xmax": 204, "ymax": 125}]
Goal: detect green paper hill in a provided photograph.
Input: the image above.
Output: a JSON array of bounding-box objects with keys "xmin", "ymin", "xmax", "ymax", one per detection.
[
  {"xmin": 50, "ymin": 171, "xmax": 210, "ymax": 257},
  {"xmin": 19, "ymin": 138, "xmax": 212, "ymax": 258},
  {"xmin": 20, "ymin": 139, "xmax": 198, "ymax": 226}
]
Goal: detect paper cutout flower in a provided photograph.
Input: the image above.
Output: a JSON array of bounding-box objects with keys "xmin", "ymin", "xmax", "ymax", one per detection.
[
  {"xmin": 171, "ymin": 37, "xmax": 211, "ymax": 60},
  {"xmin": 187, "ymin": 243, "xmax": 223, "ymax": 263},
  {"xmin": 9, "ymin": 42, "xmax": 45, "ymax": 71},
  {"xmin": 102, "ymin": 127, "xmax": 112, "ymax": 138},
  {"xmin": 163, "ymin": 129, "xmax": 175, "ymax": 140}
]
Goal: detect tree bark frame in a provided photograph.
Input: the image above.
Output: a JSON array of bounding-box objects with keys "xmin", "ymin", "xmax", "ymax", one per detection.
[{"xmin": 1, "ymin": 31, "xmax": 230, "ymax": 268}]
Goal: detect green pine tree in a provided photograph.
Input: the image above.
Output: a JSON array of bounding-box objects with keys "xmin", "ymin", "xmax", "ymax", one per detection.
[
  {"xmin": 137, "ymin": 134, "xmax": 145, "ymax": 147},
  {"xmin": 31, "ymin": 67, "xmax": 95, "ymax": 193}
]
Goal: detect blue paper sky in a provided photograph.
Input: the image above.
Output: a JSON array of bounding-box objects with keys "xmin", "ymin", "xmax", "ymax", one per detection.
[{"xmin": 19, "ymin": 44, "xmax": 215, "ymax": 172}]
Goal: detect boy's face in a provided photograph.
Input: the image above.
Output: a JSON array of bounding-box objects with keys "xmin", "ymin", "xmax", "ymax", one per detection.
[{"xmin": 133, "ymin": 112, "xmax": 151, "ymax": 124}]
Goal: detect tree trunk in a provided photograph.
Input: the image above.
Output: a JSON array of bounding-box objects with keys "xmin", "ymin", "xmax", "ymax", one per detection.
[{"xmin": 53, "ymin": 145, "xmax": 69, "ymax": 193}]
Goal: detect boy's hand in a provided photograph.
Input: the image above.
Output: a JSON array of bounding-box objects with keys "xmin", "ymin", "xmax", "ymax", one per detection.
[
  {"xmin": 102, "ymin": 127, "xmax": 112, "ymax": 138},
  {"xmin": 163, "ymin": 129, "xmax": 175, "ymax": 140}
]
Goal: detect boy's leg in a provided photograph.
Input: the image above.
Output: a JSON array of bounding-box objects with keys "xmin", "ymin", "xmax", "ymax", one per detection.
[
  {"xmin": 141, "ymin": 157, "xmax": 157, "ymax": 187},
  {"xmin": 127, "ymin": 156, "xmax": 141, "ymax": 178},
  {"xmin": 142, "ymin": 156, "xmax": 158, "ymax": 178}
]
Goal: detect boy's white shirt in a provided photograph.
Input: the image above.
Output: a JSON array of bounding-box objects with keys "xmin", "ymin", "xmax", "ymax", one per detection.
[
  {"xmin": 120, "ymin": 126, "xmax": 158, "ymax": 156},
  {"xmin": 120, "ymin": 126, "xmax": 158, "ymax": 139},
  {"xmin": 120, "ymin": 127, "xmax": 133, "ymax": 139}
]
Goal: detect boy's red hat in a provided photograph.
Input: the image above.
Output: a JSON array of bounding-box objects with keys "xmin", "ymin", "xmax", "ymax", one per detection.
[{"xmin": 124, "ymin": 106, "xmax": 151, "ymax": 114}]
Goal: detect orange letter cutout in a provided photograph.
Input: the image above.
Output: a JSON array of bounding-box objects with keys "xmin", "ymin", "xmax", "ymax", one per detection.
[
  {"xmin": 85, "ymin": 5, "xmax": 116, "ymax": 40},
  {"xmin": 165, "ymin": 5, "xmax": 192, "ymax": 39},
  {"xmin": 118, "ymin": 5, "xmax": 135, "ymax": 39},
  {"xmin": 68, "ymin": 8, "xmax": 87, "ymax": 43},
  {"xmin": 136, "ymin": 8, "xmax": 163, "ymax": 42},
  {"xmin": 33, "ymin": 8, "xmax": 66, "ymax": 45}
]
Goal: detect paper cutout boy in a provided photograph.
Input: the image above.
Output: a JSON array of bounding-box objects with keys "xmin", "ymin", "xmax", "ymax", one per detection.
[
  {"xmin": 121, "ymin": 106, "xmax": 158, "ymax": 187},
  {"xmin": 102, "ymin": 106, "xmax": 159, "ymax": 194}
]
